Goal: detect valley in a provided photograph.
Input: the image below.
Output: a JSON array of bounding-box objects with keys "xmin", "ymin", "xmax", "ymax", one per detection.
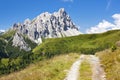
[
  {"xmin": 0, "ymin": 7, "xmax": 120, "ymax": 80},
  {"xmin": 0, "ymin": 29, "xmax": 120, "ymax": 80}
]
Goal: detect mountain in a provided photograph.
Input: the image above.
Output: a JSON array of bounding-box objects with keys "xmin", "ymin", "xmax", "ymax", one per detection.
[
  {"xmin": 0, "ymin": 8, "xmax": 120, "ymax": 78},
  {"xmin": 0, "ymin": 30, "xmax": 5, "ymax": 35},
  {"xmin": 12, "ymin": 32, "xmax": 31, "ymax": 51},
  {"xmin": 0, "ymin": 8, "xmax": 81, "ymax": 59},
  {"xmin": 12, "ymin": 8, "xmax": 81, "ymax": 45},
  {"xmin": 0, "ymin": 29, "xmax": 120, "ymax": 79},
  {"xmin": 0, "ymin": 8, "xmax": 81, "ymax": 75}
]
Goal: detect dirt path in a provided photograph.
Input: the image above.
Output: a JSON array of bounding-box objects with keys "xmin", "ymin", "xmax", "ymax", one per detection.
[
  {"xmin": 64, "ymin": 55, "xmax": 106, "ymax": 80},
  {"xmin": 64, "ymin": 55, "xmax": 85, "ymax": 80},
  {"xmin": 88, "ymin": 55, "xmax": 106, "ymax": 80}
]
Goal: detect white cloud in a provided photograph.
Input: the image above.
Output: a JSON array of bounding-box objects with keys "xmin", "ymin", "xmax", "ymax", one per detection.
[
  {"xmin": 86, "ymin": 13, "xmax": 120, "ymax": 34},
  {"xmin": 86, "ymin": 20, "xmax": 115, "ymax": 34},
  {"xmin": 0, "ymin": 29, "xmax": 5, "ymax": 33},
  {"xmin": 62, "ymin": 0, "xmax": 73, "ymax": 2},
  {"xmin": 112, "ymin": 14, "xmax": 120, "ymax": 27}
]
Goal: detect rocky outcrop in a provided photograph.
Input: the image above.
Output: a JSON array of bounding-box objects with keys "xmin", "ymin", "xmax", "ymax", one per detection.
[
  {"xmin": 12, "ymin": 8, "xmax": 81, "ymax": 44},
  {"xmin": 12, "ymin": 32, "xmax": 31, "ymax": 51}
]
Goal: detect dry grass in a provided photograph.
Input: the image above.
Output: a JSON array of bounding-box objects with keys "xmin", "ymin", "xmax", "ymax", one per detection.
[
  {"xmin": 0, "ymin": 53, "xmax": 80, "ymax": 80},
  {"xmin": 96, "ymin": 49, "xmax": 120, "ymax": 80}
]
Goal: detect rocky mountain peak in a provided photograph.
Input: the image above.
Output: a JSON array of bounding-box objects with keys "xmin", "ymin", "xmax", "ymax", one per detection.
[
  {"xmin": 59, "ymin": 8, "xmax": 65, "ymax": 12},
  {"xmin": 24, "ymin": 18, "xmax": 31, "ymax": 25},
  {"xmin": 12, "ymin": 8, "xmax": 81, "ymax": 46},
  {"xmin": 12, "ymin": 32, "xmax": 31, "ymax": 51},
  {"xmin": 58, "ymin": 8, "xmax": 66, "ymax": 16}
]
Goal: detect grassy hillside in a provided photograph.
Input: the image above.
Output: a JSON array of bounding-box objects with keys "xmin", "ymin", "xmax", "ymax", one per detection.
[
  {"xmin": 0, "ymin": 30, "xmax": 16, "ymax": 58},
  {"xmin": 0, "ymin": 29, "xmax": 120, "ymax": 76},
  {"xmin": 0, "ymin": 30, "xmax": 16, "ymax": 40},
  {"xmin": 0, "ymin": 38, "xmax": 7, "ymax": 58},
  {"xmin": 0, "ymin": 30, "xmax": 37, "ymax": 75},
  {"xmin": 0, "ymin": 53, "xmax": 79, "ymax": 80},
  {"xmin": 96, "ymin": 48, "xmax": 120, "ymax": 80},
  {"xmin": 33, "ymin": 30, "xmax": 120, "ymax": 57}
]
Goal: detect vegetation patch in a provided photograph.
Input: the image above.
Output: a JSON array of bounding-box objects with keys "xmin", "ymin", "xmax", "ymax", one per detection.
[
  {"xmin": 0, "ymin": 53, "xmax": 80, "ymax": 80},
  {"xmin": 96, "ymin": 48, "xmax": 120, "ymax": 80},
  {"xmin": 33, "ymin": 30, "xmax": 120, "ymax": 56},
  {"xmin": 1, "ymin": 30, "xmax": 120, "ymax": 76},
  {"xmin": 0, "ymin": 30, "xmax": 37, "ymax": 75}
]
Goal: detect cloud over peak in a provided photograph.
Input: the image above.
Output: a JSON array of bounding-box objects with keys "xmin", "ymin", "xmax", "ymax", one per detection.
[
  {"xmin": 0, "ymin": 29, "xmax": 5, "ymax": 33},
  {"xmin": 86, "ymin": 13, "xmax": 120, "ymax": 34}
]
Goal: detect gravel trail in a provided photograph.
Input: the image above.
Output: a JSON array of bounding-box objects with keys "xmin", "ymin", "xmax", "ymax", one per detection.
[
  {"xmin": 64, "ymin": 55, "xmax": 106, "ymax": 80},
  {"xmin": 64, "ymin": 55, "xmax": 85, "ymax": 80},
  {"xmin": 88, "ymin": 55, "xmax": 106, "ymax": 80}
]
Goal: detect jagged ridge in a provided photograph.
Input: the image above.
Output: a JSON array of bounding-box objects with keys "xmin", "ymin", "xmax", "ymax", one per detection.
[{"xmin": 12, "ymin": 8, "xmax": 81, "ymax": 48}]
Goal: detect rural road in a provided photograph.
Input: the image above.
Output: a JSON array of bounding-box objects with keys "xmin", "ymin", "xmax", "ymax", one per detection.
[{"xmin": 64, "ymin": 55, "xmax": 106, "ymax": 80}]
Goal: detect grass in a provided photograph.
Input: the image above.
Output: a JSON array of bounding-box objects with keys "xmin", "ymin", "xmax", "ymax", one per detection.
[
  {"xmin": 0, "ymin": 38, "xmax": 8, "ymax": 58},
  {"xmin": 1, "ymin": 29, "xmax": 120, "ymax": 76},
  {"xmin": 0, "ymin": 53, "xmax": 80, "ymax": 80},
  {"xmin": 1, "ymin": 58, "xmax": 9, "ymax": 66},
  {"xmin": 79, "ymin": 60, "xmax": 92, "ymax": 80},
  {"xmin": 33, "ymin": 30, "xmax": 120, "ymax": 56},
  {"xmin": 96, "ymin": 48, "xmax": 120, "ymax": 80},
  {"xmin": 0, "ymin": 29, "xmax": 16, "ymax": 40}
]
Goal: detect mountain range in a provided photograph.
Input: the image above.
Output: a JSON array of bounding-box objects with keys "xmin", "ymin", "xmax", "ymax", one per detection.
[
  {"xmin": 10, "ymin": 8, "xmax": 81, "ymax": 51},
  {"xmin": 0, "ymin": 8, "xmax": 120, "ymax": 80},
  {"xmin": 0, "ymin": 8, "xmax": 81, "ymax": 75}
]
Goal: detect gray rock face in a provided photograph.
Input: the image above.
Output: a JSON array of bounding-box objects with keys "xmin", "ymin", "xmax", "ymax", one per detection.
[
  {"xmin": 12, "ymin": 32, "xmax": 31, "ymax": 51},
  {"xmin": 13, "ymin": 8, "xmax": 81, "ymax": 44}
]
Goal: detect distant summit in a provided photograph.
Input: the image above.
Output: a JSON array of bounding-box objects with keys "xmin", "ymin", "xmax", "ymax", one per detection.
[
  {"xmin": 13, "ymin": 8, "xmax": 81, "ymax": 42},
  {"xmin": 0, "ymin": 30, "xmax": 5, "ymax": 35},
  {"xmin": 12, "ymin": 8, "xmax": 81, "ymax": 50}
]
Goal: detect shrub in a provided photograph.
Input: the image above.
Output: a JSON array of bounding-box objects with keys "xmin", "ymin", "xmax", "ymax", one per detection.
[{"xmin": 111, "ymin": 45, "xmax": 117, "ymax": 52}]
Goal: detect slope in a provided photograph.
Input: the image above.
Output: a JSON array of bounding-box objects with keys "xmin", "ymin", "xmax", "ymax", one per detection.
[
  {"xmin": 96, "ymin": 48, "xmax": 120, "ymax": 80},
  {"xmin": 0, "ymin": 30, "xmax": 37, "ymax": 75},
  {"xmin": 33, "ymin": 30, "xmax": 120, "ymax": 57},
  {"xmin": 0, "ymin": 53, "xmax": 80, "ymax": 80},
  {"xmin": 0, "ymin": 29, "xmax": 120, "ymax": 76}
]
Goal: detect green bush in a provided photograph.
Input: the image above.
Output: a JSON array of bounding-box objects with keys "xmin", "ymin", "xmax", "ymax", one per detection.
[{"xmin": 111, "ymin": 45, "xmax": 117, "ymax": 52}]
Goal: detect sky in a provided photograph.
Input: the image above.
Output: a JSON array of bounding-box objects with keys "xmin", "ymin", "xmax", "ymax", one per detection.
[{"xmin": 0, "ymin": 0, "xmax": 120, "ymax": 33}]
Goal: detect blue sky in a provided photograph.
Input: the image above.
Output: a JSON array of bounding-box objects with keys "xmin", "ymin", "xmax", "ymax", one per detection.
[{"xmin": 0, "ymin": 0, "xmax": 120, "ymax": 33}]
